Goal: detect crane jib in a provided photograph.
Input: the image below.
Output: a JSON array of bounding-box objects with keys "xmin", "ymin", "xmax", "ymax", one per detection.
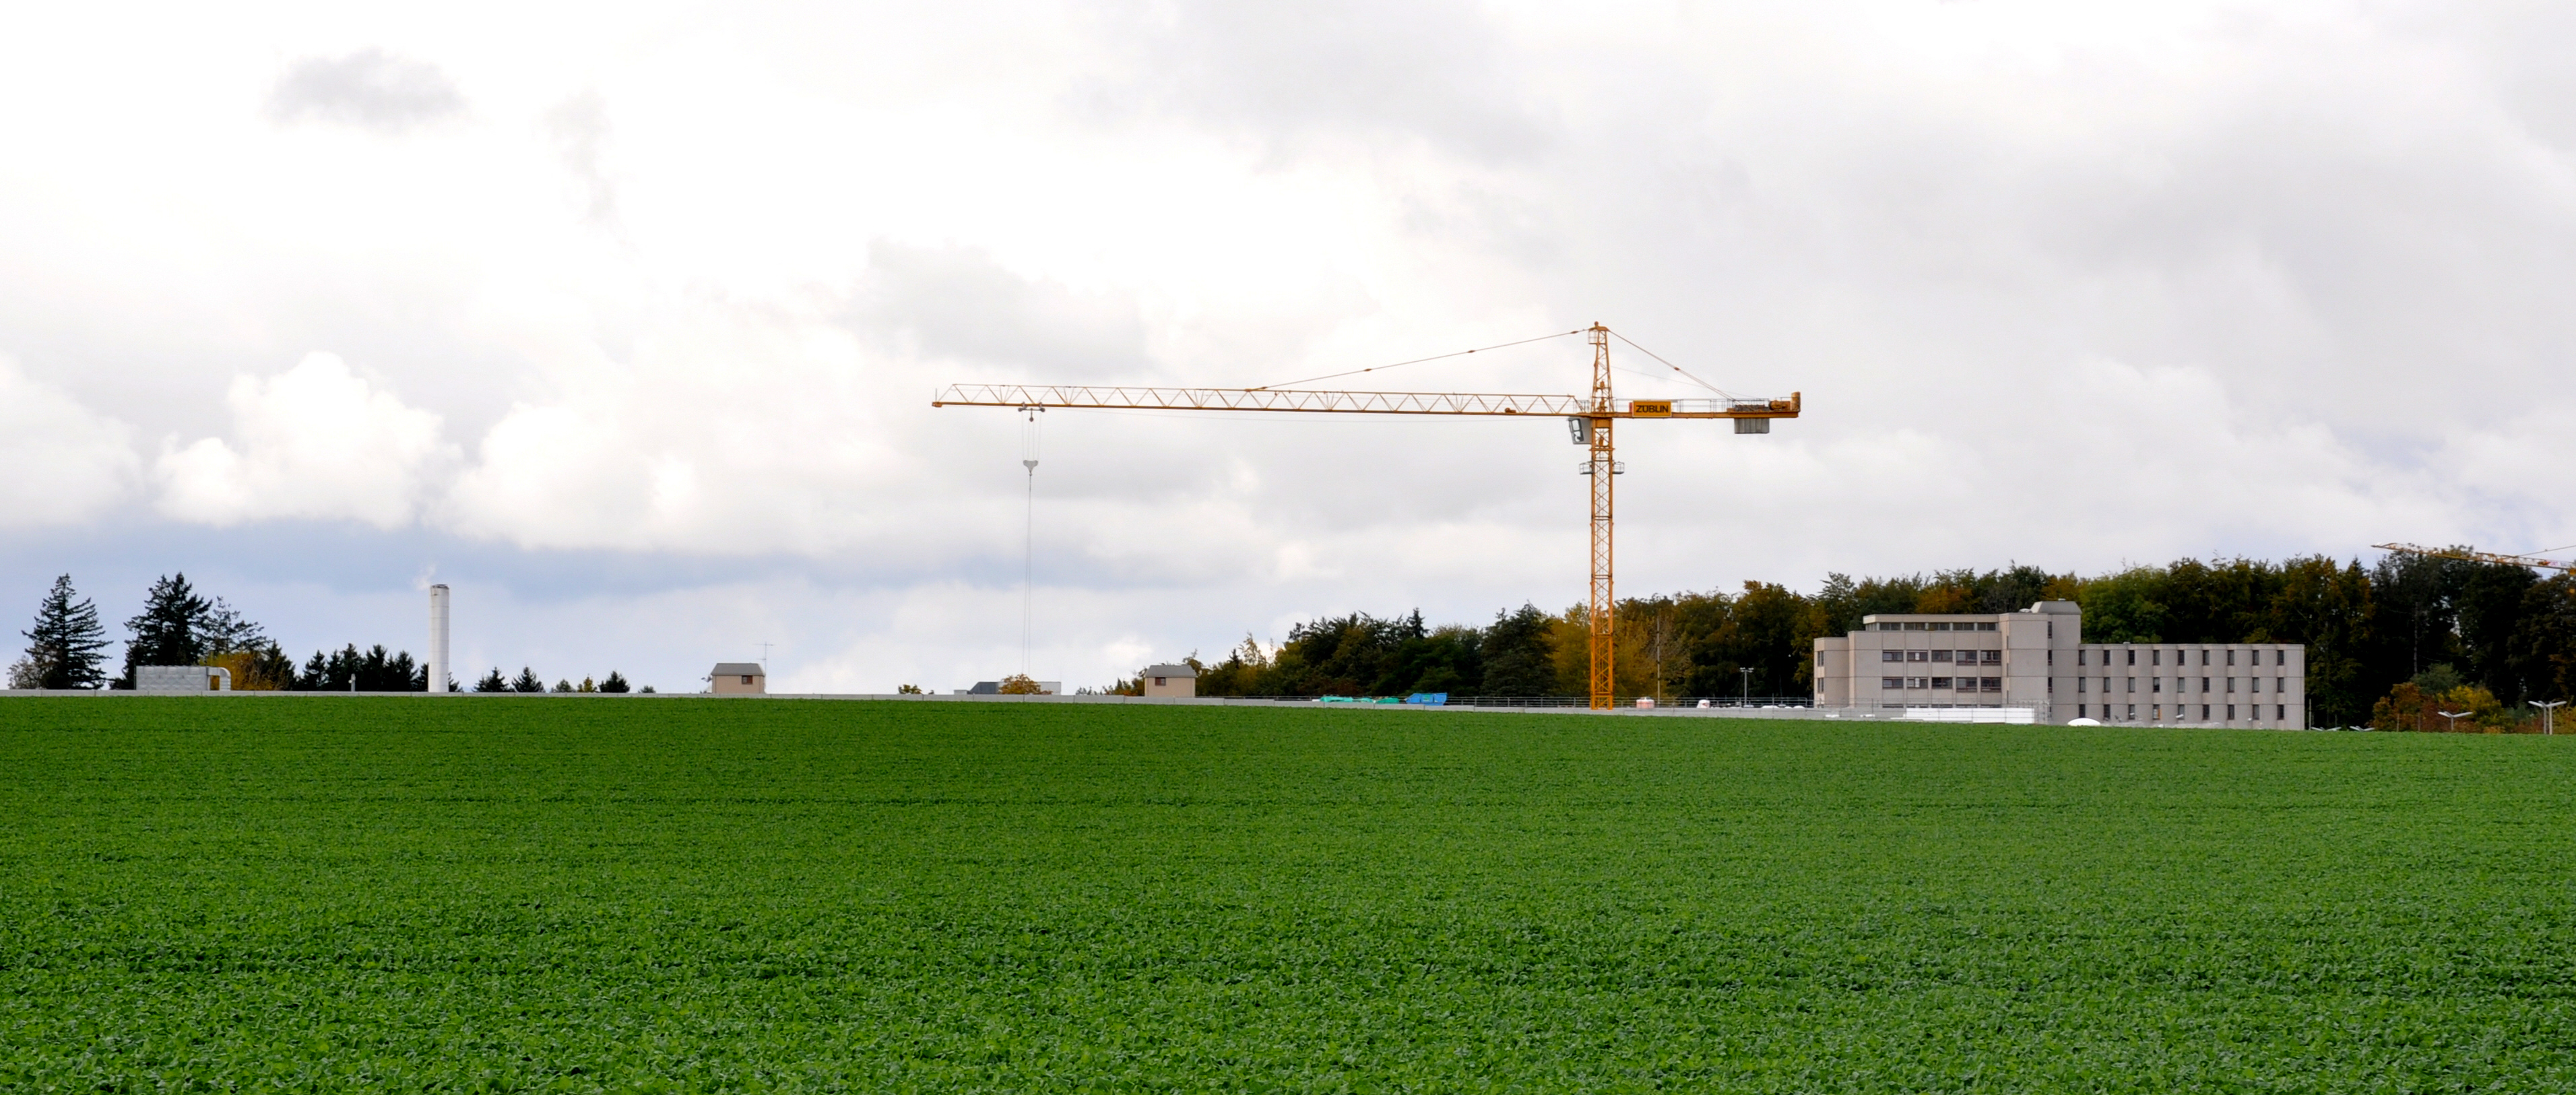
[{"xmin": 933, "ymin": 385, "xmax": 1800, "ymax": 419}]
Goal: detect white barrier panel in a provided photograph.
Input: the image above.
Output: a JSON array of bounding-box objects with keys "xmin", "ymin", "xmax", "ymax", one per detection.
[{"xmin": 1898, "ymin": 706, "xmax": 2035, "ymax": 724}]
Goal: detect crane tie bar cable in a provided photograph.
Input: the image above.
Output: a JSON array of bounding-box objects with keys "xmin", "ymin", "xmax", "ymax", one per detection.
[
  {"xmin": 1609, "ymin": 330, "xmax": 1735, "ymax": 400},
  {"xmin": 1251, "ymin": 329, "xmax": 1586, "ymax": 391}
]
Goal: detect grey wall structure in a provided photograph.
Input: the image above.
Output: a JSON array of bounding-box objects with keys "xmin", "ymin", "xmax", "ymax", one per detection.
[
  {"xmin": 135, "ymin": 666, "xmax": 230, "ymax": 693},
  {"xmin": 1814, "ymin": 601, "xmax": 2307, "ymax": 728}
]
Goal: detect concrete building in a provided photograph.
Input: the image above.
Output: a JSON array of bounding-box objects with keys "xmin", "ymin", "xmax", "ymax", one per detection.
[
  {"xmin": 1141, "ymin": 663, "xmax": 1197, "ymax": 698},
  {"xmin": 135, "ymin": 666, "xmax": 230, "ymax": 693},
  {"xmin": 1813, "ymin": 600, "xmax": 2307, "ymax": 728},
  {"xmin": 710, "ymin": 662, "xmax": 766, "ymax": 694}
]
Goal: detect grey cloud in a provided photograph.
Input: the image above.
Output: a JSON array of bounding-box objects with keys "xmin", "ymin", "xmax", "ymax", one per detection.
[
  {"xmin": 844, "ymin": 243, "xmax": 1148, "ymax": 377},
  {"xmin": 545, "ymin": 92, "xmax": 617, "ymax": 224},
  {"xmin": 265, "ymin": 49, "xmax": 465, "ymax": 135},
  {"xmin": 1084, "ymin": 0, "xmax": 1551, "ymax": 163}
]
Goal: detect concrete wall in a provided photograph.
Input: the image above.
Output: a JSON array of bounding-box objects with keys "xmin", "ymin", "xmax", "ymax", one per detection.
[{"xmin": 135, "ymin": 666, "xmax": 230, "ymax": 693}]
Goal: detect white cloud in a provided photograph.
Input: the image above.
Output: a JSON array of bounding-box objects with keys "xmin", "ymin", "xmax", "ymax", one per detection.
[
  {"xmin": 157, "ymin": 353, "xmax": 455, "ymax": 528},
  {"xmin": 0, "ymin": 354, "xmax": 137, "ymax": 528}
]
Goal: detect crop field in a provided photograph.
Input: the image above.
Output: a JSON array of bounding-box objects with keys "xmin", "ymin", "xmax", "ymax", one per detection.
[{"xmin": 3, "ymin": 698, "xmax": 2575, "ymax": 1092}]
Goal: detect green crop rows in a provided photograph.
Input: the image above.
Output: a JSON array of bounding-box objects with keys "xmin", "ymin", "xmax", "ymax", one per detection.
[{"xmin": 4, "ymin": 697, "xmax": 2575, "ymax": 1092}]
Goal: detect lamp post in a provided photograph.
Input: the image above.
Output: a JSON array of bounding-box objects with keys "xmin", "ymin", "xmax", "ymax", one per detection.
[
  {"xmin": 1739, "ymin": 666, "xmax": 1753, "ymax": 707},
  {"xmin": 2532, "ymin": 699, "xmax": 2567, "ymax": 736},
  {"xmin": 2437, "ymin": 709, "xmax": 2470, "ymax": 732}
]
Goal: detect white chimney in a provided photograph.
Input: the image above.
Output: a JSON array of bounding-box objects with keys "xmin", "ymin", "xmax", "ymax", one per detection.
[{"xmin": 428, "ymin": 584, "xmax": 451, "ymax": 693}]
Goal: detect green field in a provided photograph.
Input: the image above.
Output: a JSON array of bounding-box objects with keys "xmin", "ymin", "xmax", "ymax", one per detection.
[{"xmin": 4, "ymin": 698, "xmax": 2575, "ymax": 1092}]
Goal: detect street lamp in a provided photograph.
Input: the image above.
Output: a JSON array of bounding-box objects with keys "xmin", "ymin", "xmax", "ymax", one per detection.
[
  {"xmin": 2437, "ymin": 709, "xmax": 2470, "ymax": 732},
  {"xmin": 2532, "ymin": 699, "xmax": 2567, "ymax": 736},
  {"xmin": 1739, "ymin": 666, "xmax": 1753, "ymax": 706}
]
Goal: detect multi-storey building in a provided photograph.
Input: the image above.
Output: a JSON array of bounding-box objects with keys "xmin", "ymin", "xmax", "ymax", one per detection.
[{"xmin": 1812, "ymin": 600, "xmax": 2307, "ymax": 728}]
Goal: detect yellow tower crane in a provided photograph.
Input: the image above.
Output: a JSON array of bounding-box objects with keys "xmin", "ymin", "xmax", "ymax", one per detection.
[{"xmin": 934, "ymin": 323, "xmax": 1802, "ymax": 710}]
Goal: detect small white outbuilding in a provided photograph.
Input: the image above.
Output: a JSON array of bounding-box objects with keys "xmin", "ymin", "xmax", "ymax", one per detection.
[
  {"xmin": 1142, "ymin": 663, "xmax": 1197, "ymax": 698},
  {"xmin": 710, "ymin": 662, "xmax": 766, "ymax": 695}
]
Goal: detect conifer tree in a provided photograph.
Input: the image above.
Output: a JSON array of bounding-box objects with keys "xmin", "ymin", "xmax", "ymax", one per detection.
[
  {"xmin": 511, "ymin": 667, "xmax": 544, "ymax": 693},
  {"xmin": 600, "ymin": 670, "xmax": 631, "ymax": 693},
  {"xmin": 20, "ymin": 575, "xmax": 110, "ymax": 689},
  {"xmin": 119, "ymin": 573, "xmax": 211, "ymax": 688},
  {"xmin": 473, "ymin": 668, "xmax": 508, "ymax": 693}
]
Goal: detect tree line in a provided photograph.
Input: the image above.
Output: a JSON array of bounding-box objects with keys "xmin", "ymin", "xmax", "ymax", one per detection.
[
  {"xmin": 1180, "ymin": 553, "xmax": 2576, "ymax": 728},
  {"xmin": 11, "ymin": 573, "xmax": 640, "ymax": 693}
]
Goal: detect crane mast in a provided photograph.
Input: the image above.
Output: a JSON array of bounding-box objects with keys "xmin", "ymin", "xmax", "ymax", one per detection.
[
  {"xmin": 936, "ymin": 323, "xmax": 1800, "ymax": 710},
  {"xmin": 1585, "ymin": 325, "xmax": 1617, "ymax": 711}
]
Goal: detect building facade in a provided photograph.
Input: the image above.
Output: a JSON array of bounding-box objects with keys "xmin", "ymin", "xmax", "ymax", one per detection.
[{"xmin": 1813, "ymin": 601, "xmax": 2307, "ymax": 728}]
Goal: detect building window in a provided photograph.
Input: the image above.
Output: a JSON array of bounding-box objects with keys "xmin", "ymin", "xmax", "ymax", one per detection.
[
  {"xmin": 1904, "ymin": 622, "xmax": 1926, "ymax": 631},
  {"xmin": 1983, "ymin": 651, "xmax": 2002, "ymax": 665},
  {"xmin": 2126, "ymin": 677, "xmax": 2135, "ymax": 693},
  {"xmin": 1979, "ymin": 622, "xmax": 1998, "ymax": 631},
  {"xmin": 2126, "ymin": 650, "xmax": 2136, "ymax": 666},
  {"xmin": 2127, "ymin": 704, "xmax": 2137, "ymax": 719},
  {"xmin": 2078, "ymin": 704, "xmax": 2087, "ymax": 718},
  {"xmin": 1881, "ymin": 650, "xmax": 1903, "ymax": 662},
  {"xmin": 2152, "ymin": 649, "xmax": 2161, "ymax": 666},
  {"xmin": 2200, "ymin": 677, "xmax": 2210, "ymax": 693},
  {"xmin": 2276, "ymin": 650, "xmax": 2286, "ymax": 666},
  {"xmin": 2226, "ymin": 677, "xmax": 2236, "ymax": 693},
  {"xmin": 2226, "ymin": 650, "xmax": 2236, "ymax": 666},
  {"xmin": 2152, "ymin": 679, "xmax": 2162, "ymax": 693},
  {"xmin": 1933, "ymin": 650, "xmax": 1954, "ymax": 663},
  {"xmin": 2277, "ymin": 704, "xmax": 2286, "ymax": 720},
  {"xmin": 1882, "ymin": 677, "xmax": 1904, "ymax": 689},
  {"xmin": 2044, "ymin": 650, "xmax": 2053, "ymax": 666},
  {"xmin": 1981, "ymin": 677, "xmax": 2001, "ymax": 692},
  {"xmin": 2078, "ymin": 650, "xmax": 2088, "ymax": 666},
  {"xmin": 2252, "ymin": 678, "xmax": 2263, "ymax": 693},
  {"xmin": 1879, "ymin": 623, "xmax": 1901, "ymax": 631},
  {"xmin": 2276, "ymin": 677, "xmax": 2285, "ymax": 694},
  {"xmin": 1907, "ymin": 677, "xmax": 1929, "ymax": 689},
  {"xmin": 1153, "ymin": 677, "xmax": 1167, "ymax": 686},
  {"xmin": 1932, "ymin": 677, "xmax": 1954, "ymax": 689},
  {"xmin": 1931, "ymin": 622, "xmax": 1952, "ymax": 631},
  {"xmin": 2078, "ymin": 677, "xmax": 2088, "ymax": 693},
  {"xmin": 2200, "ymin": 704, "xmax": 2210, "ymax": 719},
  {"xmin": 2227, "ymin": 704, "xmax": 2236, "ymax": 719},
  {"xmin": 1907, "ymin": 650, "xmax": 1929, "ymax": 662},
  {"xmin": 740, "ymin": 675, "xmax": 754, "ymax": 685}
]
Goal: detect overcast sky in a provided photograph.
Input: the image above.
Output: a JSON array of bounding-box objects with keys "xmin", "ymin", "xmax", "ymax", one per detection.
[{"xmin": 5, "ymin": 1, "xmax": 2571, "ymax": 693}]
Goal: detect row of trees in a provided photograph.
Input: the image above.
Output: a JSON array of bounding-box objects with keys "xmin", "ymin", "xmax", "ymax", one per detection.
[
  {"xmin": 469, "ymin": 668, "xmax": 636, "ymax": 693},
  {"xmin": 12, "ymin": 573, "xmax": 638, "ymax": 694},
  {"xmin": 1179, "ymin": 553, "xmax": 2576, "ymax": 727}
]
